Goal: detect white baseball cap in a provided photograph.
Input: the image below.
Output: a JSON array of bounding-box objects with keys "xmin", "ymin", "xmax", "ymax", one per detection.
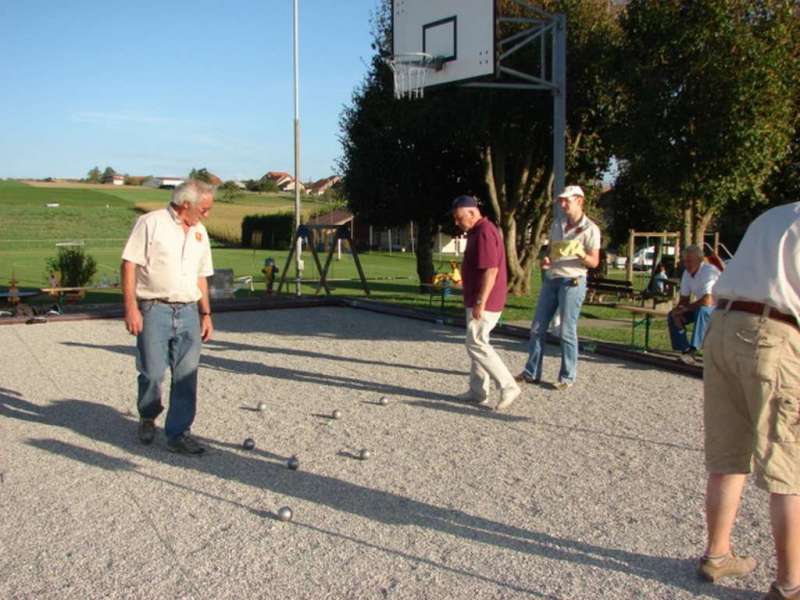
[{"xmin": 558, "ymin": 185, "xmax": 585, "ymax": 198}]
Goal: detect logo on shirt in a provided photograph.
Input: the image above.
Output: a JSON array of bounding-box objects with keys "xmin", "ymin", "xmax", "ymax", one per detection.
[{"xmin": 195, "ymin": 232, "xmax": 203, "ymax": 242}]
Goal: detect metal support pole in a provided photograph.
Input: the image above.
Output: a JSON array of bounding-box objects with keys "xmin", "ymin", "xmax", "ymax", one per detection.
[
  {"xmin": 552, "ymin": 13, "xmax": 566, "ymax": 219},
  {"xmin": 293, "ymin": 0, "xmax": 302, "ymax": 295}
]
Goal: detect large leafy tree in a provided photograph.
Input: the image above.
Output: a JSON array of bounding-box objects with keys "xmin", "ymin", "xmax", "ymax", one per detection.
[
  {"xmin": 339, "ymin": 4, "xmax": 483, "ymax": 287},
  {"xmin": 615, "ymin": 0, "xmax": 799, "ymax": 246},
  {"xmin": 340, "ymin": 0, "xmax": 621, "ymax": 294}
]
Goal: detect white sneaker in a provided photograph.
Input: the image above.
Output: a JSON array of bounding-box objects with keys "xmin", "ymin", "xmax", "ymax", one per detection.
[
  {"xmin": 554, "ymin": 381, "xmax": 573, "ymax": 392},
  {"xmin": 456, "ymin": 391, "xmax": 490, "ymax": 406},
  {"xmin": 495, "ymin": 386, "xmax": 521, "ymax": 411}
]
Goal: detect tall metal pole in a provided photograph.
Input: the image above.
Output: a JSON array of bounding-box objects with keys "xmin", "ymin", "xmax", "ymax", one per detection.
[
  {"xmin": 552, "ymin": 13, "xmax": 567, "ymax": 220},
  {"xmin": 293, "ymin": 0, "xmax": 302, "ymax": 295}
]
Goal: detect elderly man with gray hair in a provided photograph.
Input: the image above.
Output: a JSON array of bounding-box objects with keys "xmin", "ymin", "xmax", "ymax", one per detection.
[
  {"xmin": 121, "ymin": 180, "xmax": 215, "ymax": 454},
  {"xmin": 668, "ymin": 245, "xmax": 721, "ymax": 364}
]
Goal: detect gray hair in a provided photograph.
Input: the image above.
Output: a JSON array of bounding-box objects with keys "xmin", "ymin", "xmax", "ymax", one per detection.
[
  {"xmin": 170, "ymin": 179, "xmax": 215, "ymax": 207},
  {"xmin": 684, "ymin": 244, "xmax": 703, "ymax": 258}
]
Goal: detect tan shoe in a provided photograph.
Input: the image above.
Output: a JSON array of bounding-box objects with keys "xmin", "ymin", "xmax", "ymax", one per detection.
[
  {"xmin": 495, "ymin": 386, "xmax": 520, "ymax": 411},
  {"xmin": 698, "ymin": 552, "xmax": 756, "ymax": 583},
  {"xmin": 763, "ymin": 583, "xmax": 800, "ymax": 599}
]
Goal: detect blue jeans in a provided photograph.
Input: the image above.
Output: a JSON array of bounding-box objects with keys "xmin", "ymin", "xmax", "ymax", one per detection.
[
  {"xmin": 523, "ymin": 273, "xmax": 587, "ymax": 384},
  {"xmin": 136, "ymin": 301, "xmax": 202, "ymax": 440},
  {"xmin": 668, "ymin": 305, "xmax": 713, "ymax": 352}
]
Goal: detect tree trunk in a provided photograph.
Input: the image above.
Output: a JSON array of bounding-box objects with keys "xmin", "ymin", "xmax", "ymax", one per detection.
[
  {"xmin": 694, "ymin": 207, "xmax": 715, "ymax": 253},
  {"xmin": 415, "ymin": 215, "xmax": 435, "ymax": 292},
  {"xmin": 682, "ymin": 202, "xmax": 694, "ymax": 248}
]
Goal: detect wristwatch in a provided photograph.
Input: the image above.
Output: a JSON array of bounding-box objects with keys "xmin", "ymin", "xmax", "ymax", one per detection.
[{"xmin": 475, "ymin": 299, "xmax": 483, "ymax": 306}]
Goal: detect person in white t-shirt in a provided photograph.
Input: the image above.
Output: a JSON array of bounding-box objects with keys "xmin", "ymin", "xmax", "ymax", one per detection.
[
  {"xmin": 121, "ymin": 180, "xmax": 215, "ymax": 455},
  {"xmin": 667, "ymin": 245, "xmax": 720, "ymax": 362},
  {"xmin": 698, "ymin": 202, "xmax": 800, "ymax": 599}
]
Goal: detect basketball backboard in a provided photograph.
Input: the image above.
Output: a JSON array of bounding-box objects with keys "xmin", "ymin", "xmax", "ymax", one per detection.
[{"xmin": 391, "ymin": 0, "xmax": 496, "ymax": 88}]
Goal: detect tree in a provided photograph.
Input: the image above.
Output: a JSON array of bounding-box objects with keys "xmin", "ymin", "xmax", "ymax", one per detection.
[
  {"xmin": 615, "ymin": 0, "xmax": 799, "ymax": 247},
  {"xmin": 188, "ymin": 167, "xmax": 222, "ymax": 185},
  {"xmin": 86, "ymin": 166, "xmax": 101, "ymax": 183},
  {"xmin": 218, "ymin": 180, "xmax": 243, "ymax": 203},
  {"xmin": 101, "ymin": 166, "xmax": 117, "ymax": 180},
  {"xmin": 473, "ymin": 0, "xmax": 623, "ymax": 294},
  {"xmin": 340, "ymin": 0, "xmax": 618, "ymax": 294},
  {"xmin": 339, "ymin": 2, "xmax": 484, "ymax": 286},
  {"xmin": 339, "ymin": 0, "xmax": 620, "ymax": 293}
]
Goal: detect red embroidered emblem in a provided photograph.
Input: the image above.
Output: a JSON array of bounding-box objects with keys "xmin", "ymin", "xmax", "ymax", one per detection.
[{"xmin": 195, "ymin": 232, "xmax": 202, "ymax": 242}]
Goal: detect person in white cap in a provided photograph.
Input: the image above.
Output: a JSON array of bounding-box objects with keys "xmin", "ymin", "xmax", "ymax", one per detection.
[{"xmin": 516, "ymin": 185, "xmax": 600, "ymax": 390}]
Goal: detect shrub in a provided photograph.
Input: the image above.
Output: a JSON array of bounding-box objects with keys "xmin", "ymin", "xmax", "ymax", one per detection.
[{"xmin": 46, "ymin": 248, "xmax": 98, "ymax": 287}]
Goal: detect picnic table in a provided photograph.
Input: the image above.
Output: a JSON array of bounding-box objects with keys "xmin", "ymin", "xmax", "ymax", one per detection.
[{"xmin": 616, "ymin": 304, "xmax": 669, "ymax": 352}]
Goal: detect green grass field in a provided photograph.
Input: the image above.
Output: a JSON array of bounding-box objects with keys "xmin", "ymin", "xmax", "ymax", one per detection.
[{"xmin": 0, "ymin": 180, "xmax": 673, "ymax": 352}]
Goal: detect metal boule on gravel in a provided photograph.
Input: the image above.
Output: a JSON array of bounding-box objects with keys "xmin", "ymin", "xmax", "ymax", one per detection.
[
  {"xmin": 379, "ymin": 396, "xmax": 389, "ymax": 405},
  {"xmin": 277, "ymin": 506, "xmax": 293, "ymax": 522},
  {"xmin": 243, "ymin": 438, "xmax": 255, "ymax": 450},
  {"xmin": 257, "ymin": 402, "xmax": 267, "ymax": 412},
  {"xmin": 287, "ymin": 455, "xmax": 300, "ymax": 470},
  {"xmin": 332, "ymin": 409, "xmax": 342, "ymax": 420},
  {"xmin": 359, "ymin": 448, "xmax": 371, "ymax": 460}
]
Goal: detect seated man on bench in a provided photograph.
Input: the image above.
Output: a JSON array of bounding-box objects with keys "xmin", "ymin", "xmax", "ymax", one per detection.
[{"xmin": 668, "ymin": 245, "xmax": 721, "ymax": 363}]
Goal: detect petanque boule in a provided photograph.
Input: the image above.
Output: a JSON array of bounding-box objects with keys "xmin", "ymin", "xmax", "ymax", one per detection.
[
  {"xmin": 359, "ymin": 448, "xmax": 371, "ymax": 460},
  {"xmin": 332, "ymin": 409, "xmax": 342, "ymax": 420},
  {"xmin": 243, "ymin": 438, "xmax": 256, "ymax": 450},
  {"xmin": 379, "ymin": 396, "xmax": 389, "ymax": 406},
  {"xmin": 257, "ymin": 402, "xmax": 267, "ymax": 412},
  {"xmin": 287, "ymin": 455, "xmax": 300, "ymax": 470},
  {"xmin": 277, "ymin": 506, "xmax": 293, "ymax": 522}
]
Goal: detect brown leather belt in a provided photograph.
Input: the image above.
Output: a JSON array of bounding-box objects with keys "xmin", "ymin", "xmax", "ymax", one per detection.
[{"xmin": 717, "ymin": 299, "xmax": 798, "ymax": 328}]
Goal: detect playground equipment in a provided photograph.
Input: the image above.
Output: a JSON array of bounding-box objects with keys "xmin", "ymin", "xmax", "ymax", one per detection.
[{"xmin": 277, "ymin": 224, "xmax": 370, "ymax": 296}]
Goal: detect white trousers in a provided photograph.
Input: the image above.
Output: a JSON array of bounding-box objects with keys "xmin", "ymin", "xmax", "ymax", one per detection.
[{"xmin": 465, "ymin": 308, "xmax": 517, "ymax": 398}]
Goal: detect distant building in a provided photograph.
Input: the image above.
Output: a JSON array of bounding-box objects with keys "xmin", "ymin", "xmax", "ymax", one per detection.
[
  {"xmin": 261, "ymin": 171, "xmax": 306, "ymax": 193},
  {"xmin": 142, "ymin": 176, "xmax": 185, "ymax": 189},
  {"xmin": 102, "ymin": 174, "xmax": 125, "ymax": 186},
  {"xmin": 308, "ymin": 175, "xmax": 341, "ymax": 196}
]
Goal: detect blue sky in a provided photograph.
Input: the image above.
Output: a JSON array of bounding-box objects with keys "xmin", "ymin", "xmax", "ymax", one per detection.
[{"xmin": 0, "ymin": 0, "xmax": 378, "ymax": 181}]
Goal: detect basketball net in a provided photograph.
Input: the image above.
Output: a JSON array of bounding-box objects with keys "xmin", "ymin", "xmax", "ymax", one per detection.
[{"xmin": 386, "ymin": 53, "xmax": 441, "ymax": 100}]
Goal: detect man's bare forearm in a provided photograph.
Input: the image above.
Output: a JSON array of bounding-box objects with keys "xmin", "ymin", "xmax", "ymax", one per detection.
[{"xmin": 121, "ymin": 261, "xmax": 138, "ymax": 311}]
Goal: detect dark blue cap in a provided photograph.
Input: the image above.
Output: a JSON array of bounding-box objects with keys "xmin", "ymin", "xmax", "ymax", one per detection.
[{"xmin": 451, "ymin": 195, "xmax": 479, "ymax": 211}]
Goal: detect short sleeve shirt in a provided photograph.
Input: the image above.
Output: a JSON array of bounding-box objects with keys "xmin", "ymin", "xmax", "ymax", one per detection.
[
  {"xmin": 461, "ymin": 218, "xmax": 508, "ymax": 312},
  {"xmin": 679, "ymin": 262, "xmax": 720, "ymax": 300},
  {"xmin": 548, "ymin": 214, "xmax": 601, "ymax": 278},
  {"xmin": 713, "ymin": 202, "xmax": 800, "ymax": 321},
  {"xmin": 121, "ymin": 206, "xmax": 214, "ymax": 302}
]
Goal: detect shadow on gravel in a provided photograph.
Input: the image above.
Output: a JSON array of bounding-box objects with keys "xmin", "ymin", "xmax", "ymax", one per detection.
[
  {"xmin": 3, "ymin": 391, "xmax": 760, "ymax": 600},
  {"xmin": 61, "ymin": 341, "xmax": 472, "ymax": 407}
]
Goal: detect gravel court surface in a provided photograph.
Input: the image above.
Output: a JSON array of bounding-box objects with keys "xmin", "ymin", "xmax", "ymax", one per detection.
[{"xmin": 0, "ymin": 306, "xmax": 773, "ymax": 599}]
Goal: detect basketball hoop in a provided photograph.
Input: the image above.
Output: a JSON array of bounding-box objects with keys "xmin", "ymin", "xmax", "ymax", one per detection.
[{"xmin": 386, "ymin": 53, "xmax": 443, "ymax": 100}]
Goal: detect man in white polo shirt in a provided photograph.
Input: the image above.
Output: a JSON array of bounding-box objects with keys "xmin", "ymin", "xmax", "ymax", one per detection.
[
  {"xmin": 698, "ymin": 202, "xmax": 800, "ymax": 599},
  {"xmin": 668, "ymin": 245, "xmax": 720, "ymax": 363},
  {"xmin": 516, "ymin": 185, "xmax": 600, "ymax": 391},
  {"xmin": 121, "ymin": 180, "xmax": 215, "ymax": 455}
]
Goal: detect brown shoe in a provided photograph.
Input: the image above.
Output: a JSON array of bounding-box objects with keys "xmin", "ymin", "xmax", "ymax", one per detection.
[
  {"xmin": 698, "ymin": 552, "xmax": 756, "ymax": 583},
  {"xmin": 764, "ymin": 583, "xmax": 800, "ymax": 599},
  {"xmin": 514, "ymin": 372, "xmax": 538, "ymax": 384}
]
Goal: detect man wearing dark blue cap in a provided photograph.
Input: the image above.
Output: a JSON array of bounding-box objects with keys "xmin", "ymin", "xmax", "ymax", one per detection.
[{"xmin": 452, "ymin": 195, "xmax": 521, "ymax": 411}]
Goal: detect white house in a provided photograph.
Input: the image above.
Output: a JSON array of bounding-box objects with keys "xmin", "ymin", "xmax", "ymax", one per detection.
[{"xmin": 143, "ymin": 176, "xmax": 185, "ymax": 189}]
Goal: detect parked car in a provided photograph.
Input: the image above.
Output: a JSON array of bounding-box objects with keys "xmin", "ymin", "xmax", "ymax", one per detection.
[{"xmin": 631, "ymin": 245, "xmax": 676, "ymax": 271}]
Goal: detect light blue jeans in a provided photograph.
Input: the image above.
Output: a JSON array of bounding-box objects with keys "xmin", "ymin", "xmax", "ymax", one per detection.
[
  {"xmin": 136, "ymin": 301, "xmax": 202, "ymax": 441},
  {"xmin": 668, "ymin": 305, "xmax": 713, "ymax": 352},
  {"xmin": 523, "ymin": 273, "xmax": 587, "ymax": 384}
]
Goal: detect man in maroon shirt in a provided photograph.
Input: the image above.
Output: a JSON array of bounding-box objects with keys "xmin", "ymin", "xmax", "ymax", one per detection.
[{"xmin": 452, "ymin": 195, "xmax": 521, "ymax": 411}]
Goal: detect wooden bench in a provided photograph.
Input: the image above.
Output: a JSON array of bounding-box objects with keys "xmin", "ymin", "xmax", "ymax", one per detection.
[
  {"xmin": 616, "ymin": 304, "xmax": 669, "ymax": 352},
  {"xmin": 586, "ymin": 277, "xmax": 635, "ymax": 304}
]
